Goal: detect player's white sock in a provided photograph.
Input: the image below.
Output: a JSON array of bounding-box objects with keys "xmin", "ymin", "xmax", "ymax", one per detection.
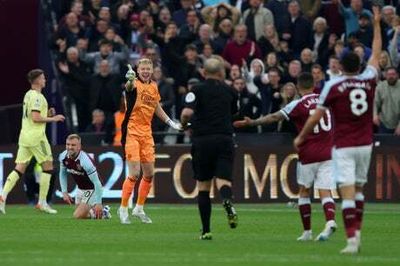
[
  {"xmin": 134, "ymin": 204, "xmax": 144, "ymax": 212},
  {"xmin": 38, "ymin": 200, "xmax": 47, "ymax": 206},
  {"xmin": 89, "ymin": 209, "xmax": 96, "ymax": 219}
]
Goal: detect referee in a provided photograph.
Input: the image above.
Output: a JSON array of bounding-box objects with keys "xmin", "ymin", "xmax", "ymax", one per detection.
[{"xmin": 180, "ymin": 58, "xmax": 238, "ymax": 240}]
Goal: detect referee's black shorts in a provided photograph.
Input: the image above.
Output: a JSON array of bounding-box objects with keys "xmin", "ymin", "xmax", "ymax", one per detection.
[{"xmin": 191, "ymin": 134, "xmax": 234, "ymax": 182}]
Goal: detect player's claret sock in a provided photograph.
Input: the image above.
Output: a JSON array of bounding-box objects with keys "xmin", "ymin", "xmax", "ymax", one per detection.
[
  {"xmin": 121, "ymin": 176, "xmax": 136, "ymax": 207},
  {"xmin": 198, "ymin": 190, "xmax": 211, "ymax": 237},
  {"xmin": 322, "ymin": 197, "xmax": 336, "ymax": 222},
  {"xmin": 355, "ymin": 192, "xmax": 364, "ymax": 232},
  {"xmin": 297, "ymin": 197, "xmax": 312, "ymax": 241},
  {"xmin": 220, "ymin": 185, "xmax": 238, "ymax": 229},
  {"xmin": 342, "ymin": 200, "xmax": 357, "ymax": 239},
  {"xmin": 315, "ymin": 197, "xmax": 337, "ymax": 241}
]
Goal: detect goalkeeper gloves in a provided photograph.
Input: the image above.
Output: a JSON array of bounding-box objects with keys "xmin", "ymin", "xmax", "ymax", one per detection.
[
  {"xmin": 125, "ymin": 64, "xmax": 136, "ymax": 81},
  {"xmin": 166, "ymin": 119, "xmax": 183, "ymax": 131}
]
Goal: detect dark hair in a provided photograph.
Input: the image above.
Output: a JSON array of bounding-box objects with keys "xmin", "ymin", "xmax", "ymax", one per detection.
[
  {"xmin": 385, "ymin": 66, "xmax": 398, "ymax": 73},
  {"xmin": 340, "ymin": 52, "xmax": 360, "ymax": 73},
  {"xmin": 185, "ymin": 44, "xmax": 197, "ymax": 52},
  {"xmin": 27, "ymin": 69, "xmax": 44, "ymax": 84},
  {"xmin": 99, "ymin": 39, "xmax": 112, "ymax": 46},
  {"xmin": 297, "ymin": 72, "xmax": 314, "ymax": 90},
  {"xmin": 268, "ymin": 67, "xmax": 281, "ymax": 76},
  {"xmin": 311, "ymin": 64, "xmax": 323, "ymax": 71}
]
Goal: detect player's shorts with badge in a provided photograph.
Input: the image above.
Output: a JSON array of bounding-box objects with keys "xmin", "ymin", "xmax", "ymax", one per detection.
[
  {"xmin": 15, "ymin": 139, "xmax": 53, "ymax": 164},
  {"xmin": 297, "ymin": 160, "xmax": 335, "ymax": 190},
  {"xmin": 332, "ymin": 144, "xmax": 372, "ymax": 186},
  {"xmin": 75, "ymin": 188, "xmax": 96, "ymax": 206}
]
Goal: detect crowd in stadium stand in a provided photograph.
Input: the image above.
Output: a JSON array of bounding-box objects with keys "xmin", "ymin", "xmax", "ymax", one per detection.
[{"xmin": 52, "ymin": 0, "xmax": 400, "ymax": 144}]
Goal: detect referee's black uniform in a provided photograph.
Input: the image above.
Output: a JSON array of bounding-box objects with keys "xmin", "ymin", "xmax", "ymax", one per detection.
[{"xmin": 183, "ymin": 78, "xmax": 238, "ymax": 182}]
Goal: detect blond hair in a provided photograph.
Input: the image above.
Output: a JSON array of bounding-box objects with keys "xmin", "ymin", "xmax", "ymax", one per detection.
[
  {"xmin": 137, "ymin": 58, "xmax": 153, "ymax": 67},
  {"xmin": 66, "ymin": 134, "xmax": 81, "ymax": 142}
]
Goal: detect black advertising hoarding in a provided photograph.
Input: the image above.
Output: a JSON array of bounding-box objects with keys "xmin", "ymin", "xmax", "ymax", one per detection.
[{"xmin": 0, "ymin": 135, "xmax": 399, "ymax": 203}]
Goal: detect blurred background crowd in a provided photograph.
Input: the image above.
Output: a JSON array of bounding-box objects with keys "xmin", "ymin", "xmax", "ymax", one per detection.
[{"xmin": 49, "ymin": 0, "xmax": 400, "ymax": 144}]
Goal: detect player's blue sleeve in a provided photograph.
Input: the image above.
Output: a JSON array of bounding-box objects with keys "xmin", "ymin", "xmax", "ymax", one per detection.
[
  {"xmin": 81, "ymin": 152, "xmax": 103, "ymax": 204},
  {"xmin": 88, "ymin": 171, "xmax": 103, "ymax": 204},
  {"xmin": 59, "ymin": 151, "xmax": 68, "ymax": 193}
]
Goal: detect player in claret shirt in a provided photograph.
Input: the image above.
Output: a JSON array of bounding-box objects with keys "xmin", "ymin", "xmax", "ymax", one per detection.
[
  {"xmin": 294, "ymin": 6, "xmax": 382, "ymax": 255},
  {"xmin": 59, "ymin": 134, "xmax": 111, "ymax": 219},
  {"xmin": 234, "ymin": 72, "xmax": 337, "ymax": 242}
]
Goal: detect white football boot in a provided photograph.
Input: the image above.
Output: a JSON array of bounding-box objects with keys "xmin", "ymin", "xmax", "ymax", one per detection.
[
  {"xmin": 132, "ymin": 208, "xmax": 152, "ymax": 224},
  {"xmin": 297, "ymin": 230, "xmax": 313, "ymax": 241},
  {"xmin": 38, "ymin": 204, "xmax": 58, "ymax": 214},
  {"xmin": 315, "ymin": 220, "xmax": 337, "ymax": 241},
  {"xmin": 340, "ymin": 237, "xmax": 360, "ymax": 255},
  {"xmin": 118, "ymin": 206, "xmax": 131, "ymax": 224}
]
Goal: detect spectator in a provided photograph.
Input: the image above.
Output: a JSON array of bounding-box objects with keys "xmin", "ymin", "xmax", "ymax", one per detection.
[
  {"xmin": 242, "ymin": 0, "xmax": 274, "ymax": 41},
  {"xmin": 379, "ymin": 51, "xmax": 393, "ymax": 79},
  {"xmin": 312, "ymin": 17, "xmax": 330, "ymax": 66},
  {"xmin": 173, "ymin": 0, "xmax": 196, "ymax": 27},
  {"xmin": 80, "ymin": 39, "xmax": 129, "ymax": 75},
  {"xmin": 104, "ymin": 27, "xmax": 125, "ymax": 52},
  {"xmin": 299, "ymin": 0, "xmax": 321, "ymax": 21},
  {"xmin": 213, "ymin": 18, "xmax": 234, "ymax": 54},
  {"xmin": 326, "ymin": 55, "xmax": 342, "ymax": 80},
  {"xmin": 232, "ymin": 77, "xmax": 262, "ymax": 133},
  {"xmin": 282, "ymin": 59, "xmax": 302, "ymax": 84},
  {"xmin": 354, "ymin": 13, "xmax": 373, "ymax": 48},
  {"xmin": 319, "ymin": 0, "xmax": 344, "ymax": 37},
  {"xmin": 264, "ymin": 51, "xmax": 284, "ymax": 73},
  {"xmin": 225, "ymin": 64, "xmax": 242, "ymax": 86},
  {"xmin": 311, "ymin": 64, "xmax": 325, "ymax": 93},
  {"xmin": 193, "ymin": 24, "xmax": 217, "ymax": 53},
  {"xmin": 89, "ymin": 59, "xmax": 123, "ymax": 120},
  {"xmin": 260, "ymin": 67, "xmax": 283, "ymax": 131},
  {"xmin": 334, "ymin": 0, "xmax": 372, "ymax": 37},
  {"xmin": 243, "ymin": 58, "xmax": 267, "ymax": 95},
  {"xmin": 300, "ymin": 48, "xmax": 314, "ymax": 73},
  {"xmin": 279, "ymin": 82, "xmax": 298, "ymax": 133},
  {"xmin": 222, "ymin": 24, "xmax": 262, "ymax": 67},
  {"xmin": 58, "ymin": 1, "xmax": 92, "ymax": 30},
  {"xmin": 112, "ymin": 4, "xmax": 131, "ymax": 41},
  {"xmin": 86, "ymin": 19, "xmax": 110, "ymax": 51},
  {"xmin": 282, "ymin": 0, "xmax": 313, "ymax": 57},
  {"xmin": 58, "ymin": 47, "xmax": 92, "ymax": 131},
  {"xmin": 201, "ymin": 2, "xmax": 240, "ymax": 32},
  {"xmin": 179, "ymin": 9, "xmax": 201, "ymax": 45},
  {"xmin": 56, "ymin": 12, "xmax": 87, "ymax": 48},
  {"xmin": 389, "ymin": 25, "xmax": 400, "ymax": 67},
  {"xmin": 257, "ymin": 24, "xmax": 281, "ymax": 58},
  {"xmin": 374, "ymin": 67, "xmax": 400, "ymax": 135},
  {"xmin": 265, "ymin": 0, "xmax": 289, "ymax": 35},
  {"xmin": 155, "ymin": 6, "xmax": 173, "ymax": 34},
  {"xmin": 85, "ymin": 109, "xmax": 113, "ymax": 144}
]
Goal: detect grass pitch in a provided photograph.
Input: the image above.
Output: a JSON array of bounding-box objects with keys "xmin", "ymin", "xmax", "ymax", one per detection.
[{"xmin": 0, "ymin": 203, "xmax": 399, "ymax": 266}]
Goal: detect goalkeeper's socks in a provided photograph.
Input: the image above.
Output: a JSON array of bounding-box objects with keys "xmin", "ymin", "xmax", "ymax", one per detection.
[
  {"xmin": 198, "ymin": 191, "xmax": 211, "ymax": 234},
  {"xmin": 298, "ymin": 198, "xmax": 311, "ymax": 231},
  {"xmin": 342, "ymin": 200, "xmax": 357, "ymax": 239},
  {"xmin": 137, "ymin": 177, "xmax": 152, "ymax": 205},
  {"xmin": 355, "ymin": 193, "xmax": 365, "ymax": 231},
  {"xmin": 121, "ymin": 176, "xmax": 136, "ymax": 207},
  {"xmin": 321, "ymin": 197, "xmax": 336, "ymax": 222}
]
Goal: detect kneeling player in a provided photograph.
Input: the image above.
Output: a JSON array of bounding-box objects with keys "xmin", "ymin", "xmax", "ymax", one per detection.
[
  {"xmin": 234, "ymin": 73, "xmax": 337, "ymax": 241},
  {"xmin": 59, "ymin": 134, "xmax": 110, "ymax": 219}
]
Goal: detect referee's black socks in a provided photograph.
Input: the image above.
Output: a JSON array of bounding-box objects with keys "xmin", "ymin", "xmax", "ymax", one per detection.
[
  {"xmin": 198, "ymin": 191, "xmax": 211, "ymax": 234},
  {"xmin": 219, "ymin": 185, "xmax": 232, "ymax": 201}
]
